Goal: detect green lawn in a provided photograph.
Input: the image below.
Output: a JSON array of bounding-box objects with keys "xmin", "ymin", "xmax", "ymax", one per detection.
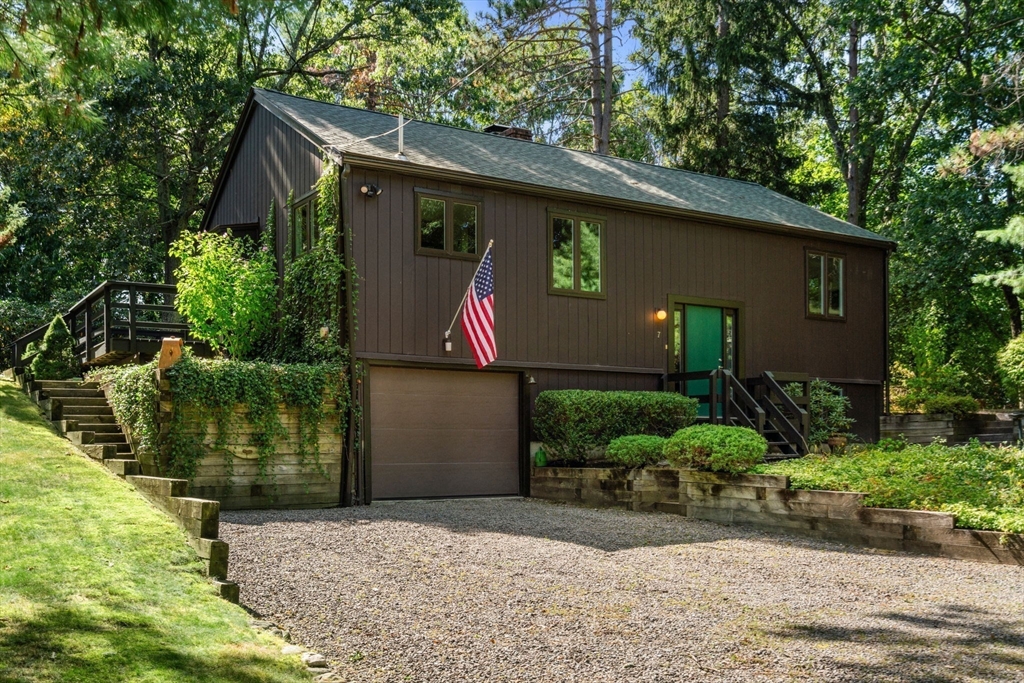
[
  {"xmin": 0, "ymin": 380, "xmax": 310, "ymax": 683},
  {"xmin": 754, "ymin": 440, "xmax": 1024, "ymax": 533}
]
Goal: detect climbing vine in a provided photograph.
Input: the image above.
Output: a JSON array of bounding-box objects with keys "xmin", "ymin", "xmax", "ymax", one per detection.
[
  {"xmin": 89, "ymin": 355, "xmax": 348, "ymax": 483},
  {"xmin": 87, "ymin": 157, "xmax": 358, "ymax": 489}
]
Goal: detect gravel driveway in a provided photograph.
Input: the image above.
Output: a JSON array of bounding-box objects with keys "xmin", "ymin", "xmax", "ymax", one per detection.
[{"xmin": 221, "ymin": 498, "xmax": 1024, "ymax": 682}]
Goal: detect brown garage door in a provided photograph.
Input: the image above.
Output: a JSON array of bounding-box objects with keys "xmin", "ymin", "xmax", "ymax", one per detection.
[{"xmin": 370, "ymin": 366, "xmax": 520, "ymax": 499}]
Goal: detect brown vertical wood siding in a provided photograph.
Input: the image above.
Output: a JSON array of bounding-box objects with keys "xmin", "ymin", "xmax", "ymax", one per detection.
[
  {"xmin": 206, "ymin": 106, "xmax": 323, "ymax": 278},
  {"xmin": 203, "ymin": 103, "xmax": 887, "ymax": 442},
  {"xmin": 348, "ymin": 167, "xmax": 886, "ymax": 441}
]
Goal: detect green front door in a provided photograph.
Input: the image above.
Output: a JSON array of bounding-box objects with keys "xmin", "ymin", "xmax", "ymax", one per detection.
[
  {"xmin": 672, "ymin": 303, "xmax": 738, "ymax": 418},
  {"xmin": 685, "ymin": 305, "xmax": 724, "ymax": 418}
]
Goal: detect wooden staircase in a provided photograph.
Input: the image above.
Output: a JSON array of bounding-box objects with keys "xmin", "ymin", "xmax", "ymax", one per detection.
[
  {"xmin": 27, "ymin": 377, "xmax": 142, "ymax": 478},
  {"xmin": 663, "ymin": 368, "xmax": 810, "ymax": 459}
]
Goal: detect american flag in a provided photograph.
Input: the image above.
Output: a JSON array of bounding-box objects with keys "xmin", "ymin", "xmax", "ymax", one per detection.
[{"xmin": 461, "ymin": 246, "xmax": 496, "ymax": 368}]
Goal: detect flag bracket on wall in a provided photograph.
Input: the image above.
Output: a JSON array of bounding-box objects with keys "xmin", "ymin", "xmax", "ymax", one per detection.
[{"xmin": 444, "ymin": 240, "xmax": 496, "ymax": 369}]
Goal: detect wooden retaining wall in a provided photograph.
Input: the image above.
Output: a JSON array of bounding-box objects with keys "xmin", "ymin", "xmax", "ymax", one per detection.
[
  {"xmin": 879, "ymin": 414, "xmax": 954, "ymax": 444},
  {"xmin": 531, "ymin": 467, "xmax": 1024, "ymax": 566},
  {"xmin": 133, "ymin": 369, "xmax": 345, "ymax": 510}
]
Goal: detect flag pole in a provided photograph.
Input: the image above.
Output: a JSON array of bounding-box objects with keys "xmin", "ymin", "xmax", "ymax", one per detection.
[{"xmin": 445, "ymin": 240, "xmax": 494, "ymax": 347}]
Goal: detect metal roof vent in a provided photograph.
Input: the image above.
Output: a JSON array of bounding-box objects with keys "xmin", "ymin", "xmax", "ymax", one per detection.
[{"xmin": 483, "ymin": 124, "xmax": 533, "ymax": 142}]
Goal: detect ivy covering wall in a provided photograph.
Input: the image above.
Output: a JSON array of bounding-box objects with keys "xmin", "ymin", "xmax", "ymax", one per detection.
[{"xmin": 89, "ymin": 158, "xmax": 357, "ymax": 486}]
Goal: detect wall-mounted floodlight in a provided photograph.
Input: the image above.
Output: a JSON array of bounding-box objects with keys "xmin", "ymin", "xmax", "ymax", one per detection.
[{"xmin": 360, "ymin": 184, "xmax": 383, "ymax": 198}]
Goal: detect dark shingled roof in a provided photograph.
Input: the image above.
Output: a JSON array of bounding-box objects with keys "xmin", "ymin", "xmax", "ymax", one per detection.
[{"xmin": 252, "ymin": 88, "xmax": 891, "ymax": 246}]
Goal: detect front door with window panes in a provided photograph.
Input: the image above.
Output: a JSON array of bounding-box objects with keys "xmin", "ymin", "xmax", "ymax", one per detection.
[{"xmin": 672, "ymin": 304, "xmax": 737, "ymax": 418}]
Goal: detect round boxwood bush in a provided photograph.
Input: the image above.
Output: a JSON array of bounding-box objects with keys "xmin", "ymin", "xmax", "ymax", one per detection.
[
  {"xmin": 663, "ymin": 424, "xmax": 767, "ymax": 474},
  {"xmin": 606, "ymin": 435, "xmax": 667, "ymax": 468}
]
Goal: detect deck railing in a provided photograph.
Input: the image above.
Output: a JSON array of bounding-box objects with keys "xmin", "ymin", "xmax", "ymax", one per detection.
[{"xmin": 11, "ymin": 281, "xmax": 199, "ymax": 372}]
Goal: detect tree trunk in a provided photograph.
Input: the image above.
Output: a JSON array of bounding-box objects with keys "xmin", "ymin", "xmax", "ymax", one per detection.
[
  {"xmin": 1003, "ymin": 286, "xmax": 1023, "ymax": 338},
  {"xmin": 599, "ymin": 0, "xmax": 613, "ymax": 154},
  {"xmin": 846, "ymin": 20, "xmax": 861, "ymax": 227},
  {"xmin": 714, "ymin": 0, "xmax": 730, "ymax": 176},
  {"xmin": 586, "ymin": 0, "xmax": 605, "ymax": 154}
]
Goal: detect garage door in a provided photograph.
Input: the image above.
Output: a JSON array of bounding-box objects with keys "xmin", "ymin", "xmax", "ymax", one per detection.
[{"xmin": 370, "ymin": 366, "xmax": 520, "ymax": 499}]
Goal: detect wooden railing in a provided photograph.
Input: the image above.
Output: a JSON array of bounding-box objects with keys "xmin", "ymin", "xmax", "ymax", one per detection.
[
  {"xmin": 663, "ymin": 368, "xmax": 809, "ymax": 458},
  {"xmin": 11, "ymin": 281, "xmax": 200, "ymax": 372}
]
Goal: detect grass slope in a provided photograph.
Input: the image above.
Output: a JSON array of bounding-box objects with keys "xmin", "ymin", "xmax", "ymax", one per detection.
[
  {"xmin": 0, "ymin": 380, "xmax": 310, "ymax": 683},
  {"xmin": 755, "ymin": 441, "xmax": 1024, "ymax": 533}
]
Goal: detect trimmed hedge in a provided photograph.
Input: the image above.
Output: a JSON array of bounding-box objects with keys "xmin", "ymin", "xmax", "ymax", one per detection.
[
  {"xmin": 606, "ymin": 435, "xmax": 667, "ymax": 468},
  {"xmin": 534, "ymin": 390, "xmax": 698, "ymax": 463},
  {"xmin": 922, "ymin": 394, "xmax": 979, "ymax": 420},
  {"xmin": 663, "ymin": 424, "xmax": 767, "ymax": 474}
]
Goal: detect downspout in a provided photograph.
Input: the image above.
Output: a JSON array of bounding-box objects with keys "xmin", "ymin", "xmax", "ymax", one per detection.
[
  {"xmin": 883, "ymin": 247, "xmax": 891, "ymax": 418},
  {"xmin": 340, "ymin": 163, "xmax": 360, "ymax": 505}
]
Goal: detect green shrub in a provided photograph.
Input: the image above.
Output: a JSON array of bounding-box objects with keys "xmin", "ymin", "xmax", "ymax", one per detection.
[
  {"xmin": 788, "ymin": 379, "xmax": 854, "ymax": 445},
  {"xmin": 29, "ymin": 315, "xmax": 78, "ymax": 380},
  {"xmin": 998, "ymin": 335, "xmax": 1024, "ymax": 402},
  {"xmin": 0, "ymin": 296, "xmax": 75, "ymax": 369},
  {"xmin": 169, "ymin": 230, "xmax": 277, "ymax": 360},
  {"xmin": 606, "ymin": 435, "xmax": 667, "ymax": 468},
  {"xmin": 891, "ymin": 365, "xmax": 968, "ymax": 413},
  {"xmin": 662, "ymin": 424, "xmax": 767, "ymax": 474},
  {"xmin": 533, "ymin": 390, "xmax": 698, "ymax": 463},
  {"xmin": 922, "ymin": 394, "xmax": 979, "ymax": 419}
]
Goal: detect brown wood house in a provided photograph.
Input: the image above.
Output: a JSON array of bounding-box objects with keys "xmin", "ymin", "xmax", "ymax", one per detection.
[{"xmin": 203, "ymin": 88, "xmax": 895, "ymax": 503}]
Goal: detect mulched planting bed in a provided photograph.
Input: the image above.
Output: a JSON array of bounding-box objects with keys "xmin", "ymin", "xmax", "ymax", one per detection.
[{"xmin": 221, "ymin": 498, "xmax": 1024, "ymax": 682}]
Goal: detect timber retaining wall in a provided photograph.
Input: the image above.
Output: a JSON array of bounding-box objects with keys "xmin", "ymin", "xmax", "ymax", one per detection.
[
  {"xmin": 127, "ymin": 369, "xmax": 345, "ymax": 510},
  {"xmin": 531, "ymin": 467, "xmax": 1024, "ymax": 566}
]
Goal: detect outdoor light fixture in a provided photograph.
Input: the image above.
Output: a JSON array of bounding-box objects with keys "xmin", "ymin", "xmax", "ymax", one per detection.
[
  {"xmin": 655, "ymin": 308, "xmax": 667, "ymax": 321},
  {"xmin": 444, "ymin": 331, "xmax": 453, "ymax": 353},
  {"xmin": 360, "ymin": 184, "xmax": 383, "ymax": 198},
  {"xmin": 526, "ymin": 375, "xmax": 537, "ymax": 385}
]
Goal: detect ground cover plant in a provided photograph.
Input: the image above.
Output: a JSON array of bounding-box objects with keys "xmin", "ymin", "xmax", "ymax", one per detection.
[
  {"xmin": 533, "ymin": 390, "xmax": 698, "ymax": 463},
  {"xmin": 754, "ymin": 439, "xmax": 1024, "ymax": 533},
  {"xmin": 0, "ymin": 380, "xmax": 310, "ymax": 682},
  {"xmin": 663, "ymin": 424, "xmax": 768, "ymax": 474}
]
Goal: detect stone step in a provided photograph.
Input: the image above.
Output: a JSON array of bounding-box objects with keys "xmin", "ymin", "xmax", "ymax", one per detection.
[
  {"xmin": 81, "ymin": 444, "xmax": 118, "ymax": 461},
  {"xmin": 33, "ymin": 380, "xmax": 96, "ymax": 389},
  {"xmin": 75, "ymin": 422, "xmax": 123, "ymax": 433},
  {"xmin": 105, "ymin": 459, "xmax": 141, "ymax": 477},
  {"xmin": 53, "ymin": 397, "xmax": 109, "ymax": 407},
  {"xmin": 115, "ymin": 443, "xmax": 134, "ymax": 454},
  {"xmin": 39, "ymin": 388, "xmax": 105, "ymax": 399},
  {"xmin": 93, "ymin": 433, "xmax": 127, "ymax": 444},
  {"xmin": 61, "ymin": 406, "xmax": 115, "ymax": 417}
]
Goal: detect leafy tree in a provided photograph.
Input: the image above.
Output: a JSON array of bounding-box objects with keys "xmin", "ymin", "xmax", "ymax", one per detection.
[
  {"xmin": 29, "ymin": 314, "xmax": 78, "ymax": 380},
  {"xmin": 0, "ymin": 181, "xmax": 26, "ymax": 250},
  {"xmin": 0, "ymin": 0, "xmax": 181, "ymax": 120},
  {"xmin": 475, "ymin": 0, "xmax": 620, "ymax": 153},
  {"xmin": 169, "ymin": 231, "xmax": 277, "ymax": 359}
]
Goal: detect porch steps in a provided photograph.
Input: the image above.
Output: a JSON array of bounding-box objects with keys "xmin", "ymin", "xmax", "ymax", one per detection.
[{"xmin": 16, "ymin": 374, "xmax": 142, "ymax": 479}]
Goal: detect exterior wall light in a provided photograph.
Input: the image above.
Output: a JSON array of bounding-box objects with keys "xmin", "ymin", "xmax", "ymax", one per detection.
[
  {"xmin": 360, "ymin": 184, "xmax": 383, "ymax": 197},
  {"xmin": 655, "ymin": 308, "xmax": 667, "ymax": 321}
]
